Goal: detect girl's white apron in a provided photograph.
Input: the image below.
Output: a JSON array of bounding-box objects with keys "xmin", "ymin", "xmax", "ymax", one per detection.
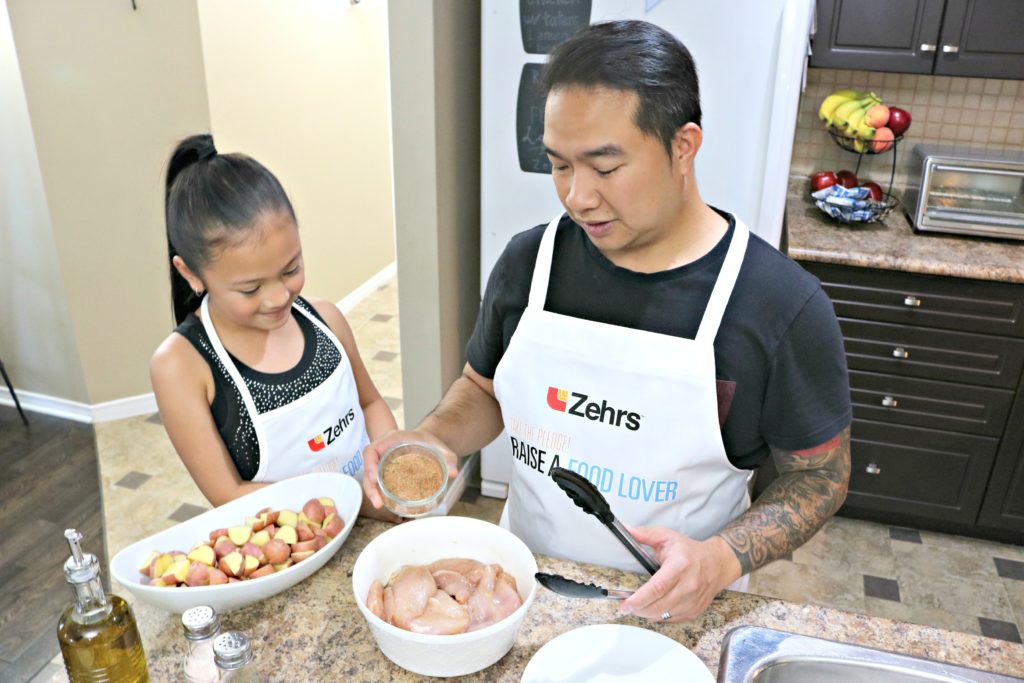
[{"xmin": 201, "ymin": 296, "xmax": 368, "ymax": 483}]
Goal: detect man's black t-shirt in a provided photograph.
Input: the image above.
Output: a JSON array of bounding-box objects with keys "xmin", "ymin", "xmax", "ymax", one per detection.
[{"xmin": 466, "ymin": 210, "xmax": 852, "ymax": 470}]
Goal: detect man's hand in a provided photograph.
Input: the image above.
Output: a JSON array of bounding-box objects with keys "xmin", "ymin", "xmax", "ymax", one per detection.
[
  {"xmin": 361, "ymin": 430, "xmax": 459, "ymax": 509},
  {"xmin": 617, "ymin": 525, "xmax": 740, "ymax": 622}
]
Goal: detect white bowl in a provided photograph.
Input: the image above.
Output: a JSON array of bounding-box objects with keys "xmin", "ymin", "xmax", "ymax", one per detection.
[
  {"xmin": 110, "ymin": 472, "xmax": 362, "ymax": 614},
  {"xmin": 352, "ymin": 516, "xmax": 538, "ymax": 678}
]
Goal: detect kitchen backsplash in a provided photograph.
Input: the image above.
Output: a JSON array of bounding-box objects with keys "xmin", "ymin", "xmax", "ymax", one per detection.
[{"xmin": 790, "ymin": 67, "xmax": 1024, "ymax": 192}]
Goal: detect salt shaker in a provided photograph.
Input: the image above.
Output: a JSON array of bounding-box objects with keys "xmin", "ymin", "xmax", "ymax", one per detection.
[
  {"xmin": 213, "ymin": 630, "xmax": 263, "ymax": 683},
  {"xmin": 181, "ymin": 605, "xmax": 221, "ymax": 683}
]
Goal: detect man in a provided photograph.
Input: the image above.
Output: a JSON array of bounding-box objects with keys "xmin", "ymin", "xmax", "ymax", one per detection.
[{"xmin": 364, "ymin": 20, "xmax": 851, "ymax": 623}]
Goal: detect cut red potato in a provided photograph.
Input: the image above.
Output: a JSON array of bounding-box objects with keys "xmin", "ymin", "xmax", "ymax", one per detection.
[{"xmin": 140, "ymin": 497, "xmax": 343, "ymax": 587}]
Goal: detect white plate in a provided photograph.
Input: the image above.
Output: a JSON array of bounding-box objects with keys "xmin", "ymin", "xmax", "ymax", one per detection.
[
  {"xmin": 521, "ymin": 624, "xmax": 714, "ymax": 683},
  {"xmin": 110, "ymin": 472, "xmax": 361, "ymax": 614}
]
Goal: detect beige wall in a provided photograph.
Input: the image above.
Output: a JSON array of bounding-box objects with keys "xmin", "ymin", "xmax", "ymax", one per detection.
[
  {"xmin": 196, "ymin": 0, "xmax": 395, "ymax": 302},
  {"xmin": 8, "ymin": 0, "xmax": 211, "ymax": 404},
  {"xmin": 389, "ymin": 0, "xmax": 481, "ymax": 426},
  {"xmin": 0, "ymin": 0, "xmax": 87, "ymax": 402}
]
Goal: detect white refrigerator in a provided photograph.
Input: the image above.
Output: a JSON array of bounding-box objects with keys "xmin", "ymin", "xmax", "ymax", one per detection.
[{"xmin": 479, "ymin": 0, "xmax": 814, "ymax": 498}]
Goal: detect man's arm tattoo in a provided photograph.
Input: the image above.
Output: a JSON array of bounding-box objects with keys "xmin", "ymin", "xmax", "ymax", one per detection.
[{"xmin": 717, "ymin": 425, "xmax": 851, "ymax": 575}]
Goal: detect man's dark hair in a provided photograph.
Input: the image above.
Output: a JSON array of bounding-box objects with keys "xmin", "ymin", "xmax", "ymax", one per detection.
[{"xmin": 540, "ymin": 20, "xmax": 702, "ymax": 153}]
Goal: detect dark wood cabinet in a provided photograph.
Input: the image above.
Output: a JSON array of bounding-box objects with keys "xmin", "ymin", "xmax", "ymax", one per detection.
[
  {"xmin": 811, "ymin": 0, "xmax": 1024, "ymax": 79},
  {"xmin": 788, "ymin": 261, "xmax": 1024, "ymax": 543},
  {"xmin": 935, "ymin": 0, "xmax": 1024, "ymax": 78}
]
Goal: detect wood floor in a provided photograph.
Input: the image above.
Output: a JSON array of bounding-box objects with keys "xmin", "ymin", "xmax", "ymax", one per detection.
[{"xmin": 0, "ymin": 405, "xmax": 105, "ymax": 683}]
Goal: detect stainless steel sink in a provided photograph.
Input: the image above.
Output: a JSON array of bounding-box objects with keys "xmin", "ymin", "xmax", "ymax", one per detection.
[{"xmin": 718, "ymin": 626, "xmax": 1023, "ymax": 682}]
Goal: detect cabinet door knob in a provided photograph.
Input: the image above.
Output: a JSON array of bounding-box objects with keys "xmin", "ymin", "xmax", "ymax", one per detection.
[
  {"xmin": 881, "ymin": 395, "xmax": 899, "ymax": 408},
  {"xmin": 942, "ymin": 44, "xmax": 960, "ymax": 53},
  {"xmin": 920, "ymin": 43, "xmax": 937, "ymax": 52},
  {"xmin": 865, "ymin": 462, "xmax": 881, "ymax": 475},
  {"xmin": 904, "ymin": 295, "xmax": 922, "ymax": 307},
  {"xmin": 892, "ymin": 346, "xmax": 909, "ymax": 359}
]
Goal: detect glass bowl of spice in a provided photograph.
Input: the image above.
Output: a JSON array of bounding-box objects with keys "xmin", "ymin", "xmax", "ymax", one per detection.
[{"xmin": 377, "ymin": 440, "xmax": 449, "ymax": 518}]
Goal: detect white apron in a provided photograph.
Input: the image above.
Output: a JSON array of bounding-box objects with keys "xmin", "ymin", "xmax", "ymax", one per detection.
[
  {"xmin": 201, "ymin": 296, "xmax": 368, "ymax": 483},
  {"xmin": 495, "ymin": 214, "xmax": 753, "ymax": 573}
]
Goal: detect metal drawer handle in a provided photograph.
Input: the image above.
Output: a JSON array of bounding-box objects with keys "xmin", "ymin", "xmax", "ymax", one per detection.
[
  {"xmin": 892, "ymin": 346, "xmax": 909, "ymax": 359},
  {"xmin": 881, "ymin": 395, "xmax": 899, "ymax": 408},
  {"xmin": 942, "ymin": 44, "xmax": 960, "ymax": 53},
  {"xmin": 904, "ymin": 295, "xmax": 922, "ymax": 307},
  {"xmin": 866, "ymin": 462, "xmax": 881, "ymax": 475},
  {"xmin": 920, "ymin": 43, "xmax": 937, "ymax": 52}
]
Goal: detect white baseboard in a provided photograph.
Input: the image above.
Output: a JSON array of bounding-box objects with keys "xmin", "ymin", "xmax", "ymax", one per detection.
[
  {"xmin": 91, "ymin": 393, "xmax": 158, "ymax": 423},
  {"xmin": 336, "ymin": 262, "xmax": 397, "ymax": 314},
  {"xmin": 0, "ymin": 388, "xmax": 157, "ymax": 424}
]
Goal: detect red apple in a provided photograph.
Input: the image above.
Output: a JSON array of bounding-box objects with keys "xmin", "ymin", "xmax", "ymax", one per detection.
[
  {"xmin": 836, "ymin": 170, "xmax": 859, "ymax": 188},
  {"xmin": 810, "ymin": 171, "xmax": 837, "ymax": 192},
  {"xmin": 863, "ymin": 181, "xmax": 883, "ymax": 201},
  {"xmin": 886, "ymin": 107, "xmax": 912, "ymax": 137}
]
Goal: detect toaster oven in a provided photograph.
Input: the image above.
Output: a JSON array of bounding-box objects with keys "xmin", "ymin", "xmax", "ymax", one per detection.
[{"xmin": 904, "ymin": 144, "xmax": 1024, "ymax": 241}]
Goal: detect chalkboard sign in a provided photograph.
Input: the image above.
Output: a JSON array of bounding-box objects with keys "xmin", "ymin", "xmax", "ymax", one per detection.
[
  {"xmin": 516, "ymin": 63, "xmax": 550, "ymax": 175},
  {"xmin": 520, "ymin": 0, "xmax": 592, "ymax": 55}
]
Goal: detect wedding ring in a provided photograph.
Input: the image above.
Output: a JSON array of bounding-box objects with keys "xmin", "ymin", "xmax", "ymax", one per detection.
[{"xmin": 660, "ymin": 611, "xmax": 671, "ymax": 621}]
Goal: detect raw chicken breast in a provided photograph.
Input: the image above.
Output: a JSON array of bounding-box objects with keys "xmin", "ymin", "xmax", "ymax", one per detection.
[
  {"xmin": 466, "ymin": 564, "xmax": 523, "ymax": 632},
  {"xmin": 432, "ymin": 569, "xmax": 474, "ymax": 604},
  {"xmin": 427, "ymin": 558, "xmax": 487, "ymax": 586},
  {"xmin": 407, "ymin": 589, "xmax": 471, "ymax": 635},
  {"xmin": 366, "ymin": 579, "xmax": 385, "ymax": 621},
  {"xmin": 385, "ymin": 565, "xmax": 436, "ymax": 629},
  {"xmin": 369, "ymin": 558, "xmax": 524, "ymax": 635}
]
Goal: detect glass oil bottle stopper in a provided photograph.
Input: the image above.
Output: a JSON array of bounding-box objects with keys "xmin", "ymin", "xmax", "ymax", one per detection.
[
  {"xmin": 181, "ymin": 605, "xmax": 222, "ymax": 683},
  {"xmin": 214, "ymin": 631, "xmax": 263, "ymax": 683},
  {"xmin": 57, "ymin": 528, "xmax": 149, "ymax": 682}
]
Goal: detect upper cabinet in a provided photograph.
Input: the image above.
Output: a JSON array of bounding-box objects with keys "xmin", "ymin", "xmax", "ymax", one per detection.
[{"xmin": 811, "ymin": 0, "xmax": 1024, "ymax": 79}]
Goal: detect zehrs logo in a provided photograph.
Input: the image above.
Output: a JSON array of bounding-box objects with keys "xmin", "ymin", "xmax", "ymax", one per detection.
[
  {"xmin": 307, "ymin": 408, "xmax": 357, "ymax": 452},
  {"xmin": 546, "ymin": 386, "xmax": 641, "ymax": 431}
]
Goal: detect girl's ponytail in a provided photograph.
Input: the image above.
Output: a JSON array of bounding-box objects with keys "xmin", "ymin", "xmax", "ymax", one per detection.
[
  {"xmin": 164, "ymin": 135, "xmax": 294, "ymax": 326},
  {"xmin": 166, "ymin": 135, "xmax": 218, "ymax": 325}
]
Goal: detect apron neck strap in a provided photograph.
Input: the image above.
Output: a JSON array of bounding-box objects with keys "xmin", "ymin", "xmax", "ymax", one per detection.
[
  {"xmin": 527, "ymin": 213, "xmax": 563, "ymax": 310},
  {"xmin": 695, "ymin": 219, "xmax": 749, "ymax": 345},
  {"xmin": 527, "ymin": 213, "xmax": 750, "ymax": 345}
]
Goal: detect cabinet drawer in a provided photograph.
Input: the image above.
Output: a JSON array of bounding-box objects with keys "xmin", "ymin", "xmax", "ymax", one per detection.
[
  {"xmin": 802, "ymin": 262, "xmax": 1024, "ymax": 337},
  {"xmin": 850, "ymin": 371, "xmax": 1014, "ymax": 436},
  {"xmin": 846, "ymin": 419, "xmax": 998, "ymax": 524},
  {"xmin": 841, "ymin": 318, "xmax": 1024, "ymax": 389}
]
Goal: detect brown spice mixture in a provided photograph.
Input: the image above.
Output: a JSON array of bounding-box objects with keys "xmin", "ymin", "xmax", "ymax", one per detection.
[{"xmin": 382, "ymin": 451, "xmax": 443, "ymax": 501}]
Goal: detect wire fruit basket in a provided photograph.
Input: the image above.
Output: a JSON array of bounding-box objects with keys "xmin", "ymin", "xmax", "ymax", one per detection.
[{"xmin": 812, "ymin": 189, "xmax": 900, "ymax": 224}]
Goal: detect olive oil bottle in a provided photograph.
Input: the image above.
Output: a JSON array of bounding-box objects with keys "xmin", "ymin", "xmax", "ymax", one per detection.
[{"xmin": 57, "ymin": 529, "xmax": 149, "ymax": 682}]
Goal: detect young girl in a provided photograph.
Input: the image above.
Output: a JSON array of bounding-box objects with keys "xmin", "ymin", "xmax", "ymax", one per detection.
[{"xmin": 151, "ymin": 134, "xmax": 397, "ymax": 518}]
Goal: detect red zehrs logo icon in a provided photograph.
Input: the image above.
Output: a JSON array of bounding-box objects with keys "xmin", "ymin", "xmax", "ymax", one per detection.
[
  {"xmin": 546, "ymin": 387, "xmax": 568, "ymax": 411},
  {"xmin": 545, "ymin": 386, "xmax": 641, "ymax": 431},
  {"xmin": 306, "ymin": 408, "xmax": 357, "ymax": 453}
]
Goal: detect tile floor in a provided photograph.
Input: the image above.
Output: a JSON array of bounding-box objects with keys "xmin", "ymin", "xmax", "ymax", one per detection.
[{"xmin": 83, "ymin": 275, "xmax": 1024, "ymax": 677}]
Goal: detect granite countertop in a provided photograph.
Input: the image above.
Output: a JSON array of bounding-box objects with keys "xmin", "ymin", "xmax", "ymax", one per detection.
[
  {"xmin": 786, "ymin": 178, "xmax": 1024, "ymax": 283},
  {"xmin": 52, "ymin": 518, "xmax": 1024, "ymax": 682}
]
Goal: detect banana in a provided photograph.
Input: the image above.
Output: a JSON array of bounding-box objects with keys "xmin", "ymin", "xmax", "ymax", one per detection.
[
  {"xmin": 837, "ymin": 94, "xmax": 882, "ymax": 130},
  {"xmin": 853, "ymin": 116, "xmax": 877, "ymax": 141},
  {"xmin": 830, "ymin": 96, "xmax": 870, "ymax": 130},
  {"xmin": 818, "ymin": 89, "xmax": 862, "ymax": 123},
  {"xmin": 843, "ymin": 105, "xmax": 870, "ymax": 137}
]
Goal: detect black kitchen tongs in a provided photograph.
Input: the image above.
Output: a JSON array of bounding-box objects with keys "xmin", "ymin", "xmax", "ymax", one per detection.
[{"xmin": 549, "ymin": 467, "xmax": 661, "ymax": 575}]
